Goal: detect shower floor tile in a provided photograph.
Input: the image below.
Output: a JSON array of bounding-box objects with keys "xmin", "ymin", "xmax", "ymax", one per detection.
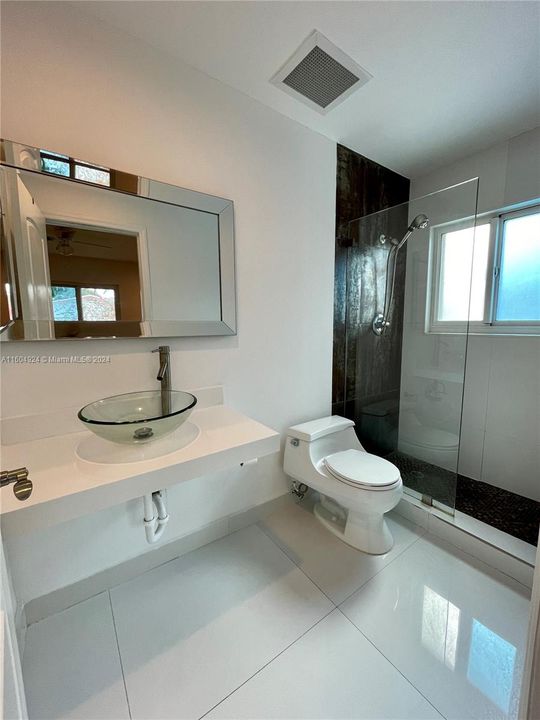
[
  {"xmin": 22, "ymin": 505, "xmax": 531, "ymax": 720},
  {"xmin": 386, "ymin": 450, "xmax": 456, "ymax": 508},
  {"xmin": 456, "ymin": 475, "xmax": 540, "ymax": 546}
]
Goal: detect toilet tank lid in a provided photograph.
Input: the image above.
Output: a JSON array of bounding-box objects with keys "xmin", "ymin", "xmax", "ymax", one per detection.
[{"xmin": 287, "ymin": 416, "xmax": 355, "ymax": 442}]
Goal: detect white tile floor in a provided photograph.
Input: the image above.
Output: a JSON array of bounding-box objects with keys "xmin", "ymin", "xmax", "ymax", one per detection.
[{"xmin": 23, "ymin": 501, "xmax": 531, "ymax": 720}]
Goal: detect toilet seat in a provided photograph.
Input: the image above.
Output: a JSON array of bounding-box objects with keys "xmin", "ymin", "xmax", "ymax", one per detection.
[{"xmin": 324, "ymin": 449, "xmax": 401, "ymax": 491}]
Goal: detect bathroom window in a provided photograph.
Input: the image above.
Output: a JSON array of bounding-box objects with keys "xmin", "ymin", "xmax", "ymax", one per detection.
[
  {"xmin": 428, "ymin": 204, "xmax": 540, "ymax": 334},
  {"xmin": 51, "ymin": 285, "xmax": 118, "ymax": 322},
  {"xmin": 495, "ymin": 211, "xmax": 540, "ymax": 322},
  {"xmin": 40, "ymin": 150, "xmax": 111, "ymax": 187}
]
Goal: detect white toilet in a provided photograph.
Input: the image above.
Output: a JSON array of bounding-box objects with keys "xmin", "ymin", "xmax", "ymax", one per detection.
[{"xmin": 284, "ymin": 415, "xmax": 402, "ymax": 554}]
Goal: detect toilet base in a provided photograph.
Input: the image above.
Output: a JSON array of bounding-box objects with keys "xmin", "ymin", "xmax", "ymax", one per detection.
[{"xmin": 314, "ymin": 501, "xmax": 394, "ymax": 555}]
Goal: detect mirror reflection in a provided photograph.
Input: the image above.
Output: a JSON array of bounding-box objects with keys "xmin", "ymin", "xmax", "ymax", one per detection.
[
  {"xmin": 47, "ymin": 225, "xmax": 142, "ymax": 338},
  {"xmin": 0, "ymin": 140, "xmax": 236, "ymax": 340}
]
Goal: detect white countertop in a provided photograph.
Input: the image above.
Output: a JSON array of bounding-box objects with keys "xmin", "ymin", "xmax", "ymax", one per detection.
[{"xmin": 0, "ymin": 404, "xmax": 280, "ymax": 534}]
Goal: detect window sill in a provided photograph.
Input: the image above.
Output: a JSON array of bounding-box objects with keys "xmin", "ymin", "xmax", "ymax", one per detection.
[{"xmin": 426, "ymin": 324, "xmax": 540, "ymax": 337}]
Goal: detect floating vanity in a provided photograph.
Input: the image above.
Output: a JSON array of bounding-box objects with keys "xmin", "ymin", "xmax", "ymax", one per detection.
[
  {"xmin": 0, "ymin": 387, "xmax": 280, "ymax": 534},
  {"xmin": 0, "ymin": 142, "xmax": 281, "ymax": 539}
]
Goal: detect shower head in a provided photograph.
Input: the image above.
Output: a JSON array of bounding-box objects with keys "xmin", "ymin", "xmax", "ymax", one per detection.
[
  {"xmin": 394, "ymin": 213, "xmax": 430, "ymax": 250},
  {"xmin": 409, "ymin": 213, "xmax": 429, "ymax": 231},
  {"xmin": 374, "ymin": 211, "xmax": 430, "ymax": 336}
]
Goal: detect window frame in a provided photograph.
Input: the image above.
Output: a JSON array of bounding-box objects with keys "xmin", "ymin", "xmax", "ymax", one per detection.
[
  {"xmin": 51, "ymin": 283, "xmax": 120, "ymax": 323},
  {"xmin": 427, "ymin": 203, "xmax": 540, "ymax": 335},
  {"xmin": 40, "ymin": 151, "xmax": 111, "ymax": 187}
]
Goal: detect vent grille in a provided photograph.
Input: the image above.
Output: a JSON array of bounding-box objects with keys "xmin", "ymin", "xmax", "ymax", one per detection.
[
  {"xmin": 271, "ymin": 31, "xmax": 372, "ymax": 114},
  {"xmin": 282, "ymin": 46, "xmax": 360, "ymax": 109}
]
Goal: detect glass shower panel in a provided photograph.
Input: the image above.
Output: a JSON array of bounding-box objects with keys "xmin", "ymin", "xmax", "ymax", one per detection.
[{"xmin": 344, "ymin": 179, "xmax": 479, "ymax": 514}]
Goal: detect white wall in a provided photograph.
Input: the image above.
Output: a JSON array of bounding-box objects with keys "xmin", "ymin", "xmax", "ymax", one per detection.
[
  {"xmin": 0, "ymin": 1, "xmax": 336, "ymax": 601},
  {"xmin": 410, "ymin": 128, "xmax": 540, "ymax": 502}
]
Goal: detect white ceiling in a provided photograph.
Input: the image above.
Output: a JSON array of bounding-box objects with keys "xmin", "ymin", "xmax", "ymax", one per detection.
[{"xmin": 82, "ymin": 1, "xmax": 540, "ymax": 179}]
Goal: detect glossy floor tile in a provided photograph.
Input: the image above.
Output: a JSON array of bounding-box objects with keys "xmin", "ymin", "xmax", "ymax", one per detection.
[
  {"xmin": 21, "ymin": 506, "xmax": 532, "ymax": 720},
  {"xmin": 110, "ymin": 525, "xmax": 333, "ymax": 719},
  {"xmin": 22, "ymin": 593, "xmax": 129, "ymax": 720},
  {"xmin": 341, "ymin": 535, "xmax": 531, "ymax": 720},
  {"xmin": 259, "ymin": 501, "xmax": 425, "ymax": 603},
  {"xmin": 207, "ymin": 609, "xmax": 442, "ymax": 719}
]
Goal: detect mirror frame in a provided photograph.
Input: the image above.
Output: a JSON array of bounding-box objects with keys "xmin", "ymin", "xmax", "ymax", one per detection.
[
  {"xmin": 0, "ymin": 139, "xmax": 237, "ymax": 339},
  {"xmin": 0, "ymin": 197, "xmax": 19, "ymax": 333}
]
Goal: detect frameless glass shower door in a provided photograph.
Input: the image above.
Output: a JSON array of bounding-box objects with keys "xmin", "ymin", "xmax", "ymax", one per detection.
[{"xmin": 343, "ymin": 179, "xmax": 479, "ymax": 514}]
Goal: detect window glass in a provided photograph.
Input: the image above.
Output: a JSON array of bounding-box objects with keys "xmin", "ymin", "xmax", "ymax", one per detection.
[
  {"xmin": 437, "ymin": 224, "xmax": 491, "ymax": 321},
  {"xmin": 496, "ymin": 212, "xmax": 540, "ymax": 322},
  {"xmin": 41, "ymin": 158, "xmax": 70, "ymax": 177},
  {"xmin": 81, "ymin": 288, "xmax": 116, "ymax": 321},
  {"xmin": 51, "ymin": 286, "xmax": 78, "ymax": 321},
  {"xmin": 74, "ymin": 165, "xmax": 110, "ymax": 186}
]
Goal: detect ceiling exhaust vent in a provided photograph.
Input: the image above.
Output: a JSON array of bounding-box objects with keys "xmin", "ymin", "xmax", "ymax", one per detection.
[{"xmin": 271, "ymin": 31, "xmax": 372, "ymax": 114}]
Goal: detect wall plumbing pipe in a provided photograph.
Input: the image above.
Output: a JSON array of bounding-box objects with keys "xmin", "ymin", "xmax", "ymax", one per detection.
[{"xmin": 143, "ymin": 490, "xmax": 169, "ymax": 544}]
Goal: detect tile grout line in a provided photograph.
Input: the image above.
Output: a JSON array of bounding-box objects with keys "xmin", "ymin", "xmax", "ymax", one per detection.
[
  {"xmin": 197, "ymin": 607, "xmax": 336, "ymax": 720},
  {"xmin": 197, "ymin": 516, "xmax": 341, "ymax": 719},
  {"xmin": 254, "ymin": 515, "xmax": 450, "ymax": 717},
  {"xmin": 259, "ymin": 513, "xmax": 427, "ymax": 607},
  {"xmin": 251, "ymin": 516, "xmax": 446, "ymax": 716},
  {"xmin": 199, "ymin": 518, "xmax": 438, "ymax": 720},
  {"xmin": 25, "ymin": 588, "xmax": 112, "ymax": 629},
  {"xmin": 336, "ymin": 532, "xmax": 426, "ymax": 607},
  {"xmin": 257, "ymin": 521, "xmax": 340, "ymax": 606},
  {"xmin": 107, "ymin": 590, "xmax": 133, "ymax": 720},
  {"xmin": 25, "ymin": 511, "xmax": 283, "ymax": 628},
  {"xmin": 335, "ymin": 605, "xmax": 447, "ymax": 720}
]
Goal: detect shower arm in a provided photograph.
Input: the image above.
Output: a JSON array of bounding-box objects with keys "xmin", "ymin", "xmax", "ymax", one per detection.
[
  {"xmin": 373, "ymin": 245, "xmax": 400, "ymax": 336},
  {"xmin": 372, "ymin": 214, "xmax": 429, "ymax": 336}
]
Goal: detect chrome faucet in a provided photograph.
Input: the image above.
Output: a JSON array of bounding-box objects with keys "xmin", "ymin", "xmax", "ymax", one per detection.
[{"xmin": 153, "ymin": 345, "xmax": 171, "ymax": 415}]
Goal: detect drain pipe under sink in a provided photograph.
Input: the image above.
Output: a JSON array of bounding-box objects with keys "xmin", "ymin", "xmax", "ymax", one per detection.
[{"xmin": 143, "ymin": 490, "xmax": 169, "ymax": 544}]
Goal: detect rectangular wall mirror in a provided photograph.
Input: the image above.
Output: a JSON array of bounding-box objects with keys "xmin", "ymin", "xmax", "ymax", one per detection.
[{"xmin": 0, "ymin": 140, "xmax": 236, "ymax": 340}]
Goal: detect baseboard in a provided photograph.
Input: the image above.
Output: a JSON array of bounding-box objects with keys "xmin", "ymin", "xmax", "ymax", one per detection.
[
  {"xmin": 395, "ymin": 496, "xmax": 536, "ymax": 588},
  {"xmin": 24, "ymin": 492, "xmax": 293, "ymax": 626}
]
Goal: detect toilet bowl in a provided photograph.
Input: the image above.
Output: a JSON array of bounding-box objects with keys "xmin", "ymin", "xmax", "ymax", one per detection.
[{"xmin": 284, "ymin": 416, "xmax": 402, "ymax": 554}]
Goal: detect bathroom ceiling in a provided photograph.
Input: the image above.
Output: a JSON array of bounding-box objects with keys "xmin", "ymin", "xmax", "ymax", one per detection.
[{"xmin": 81, "ymin": 0, "xmax": 539, "ymax": 179}]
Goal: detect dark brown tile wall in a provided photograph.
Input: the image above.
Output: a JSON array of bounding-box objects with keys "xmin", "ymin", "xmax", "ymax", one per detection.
[{"xmin": 333, "ymin": 144, "xmax": 410, "ymax": 454}]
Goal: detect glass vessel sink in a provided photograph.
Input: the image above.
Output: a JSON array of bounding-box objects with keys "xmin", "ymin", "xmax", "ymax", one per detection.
[{"xmin": 78, "ymin": 390, "xmax": 197, "ymax": 445}]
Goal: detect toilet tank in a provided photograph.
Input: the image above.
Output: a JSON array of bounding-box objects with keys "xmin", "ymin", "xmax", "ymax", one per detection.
[
  {"xmin": 287, "ymin": 415, "xmax": 355, "ymax": 442},
  {"xmin": 284, "ymin": 416, "xmax": 361, "ymax": 480}
]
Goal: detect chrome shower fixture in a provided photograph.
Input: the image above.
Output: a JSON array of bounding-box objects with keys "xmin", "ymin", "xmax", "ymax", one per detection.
[
  {"xmin": 373, "ymin": 213, "xmax": 430, "ymax": 336},
  {"xmin": 393, "ymin": 214, "xmax": 430, "ymax": 250}
]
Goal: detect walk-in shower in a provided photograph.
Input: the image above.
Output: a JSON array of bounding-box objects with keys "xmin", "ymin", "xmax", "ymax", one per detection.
[
  {"xmin": 373, "ymin": 213, "xmax": 430, "ymax": 335},
  {"xmin": 342, "ymin": 179, "xmax": 479, "ymax": 515}
]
